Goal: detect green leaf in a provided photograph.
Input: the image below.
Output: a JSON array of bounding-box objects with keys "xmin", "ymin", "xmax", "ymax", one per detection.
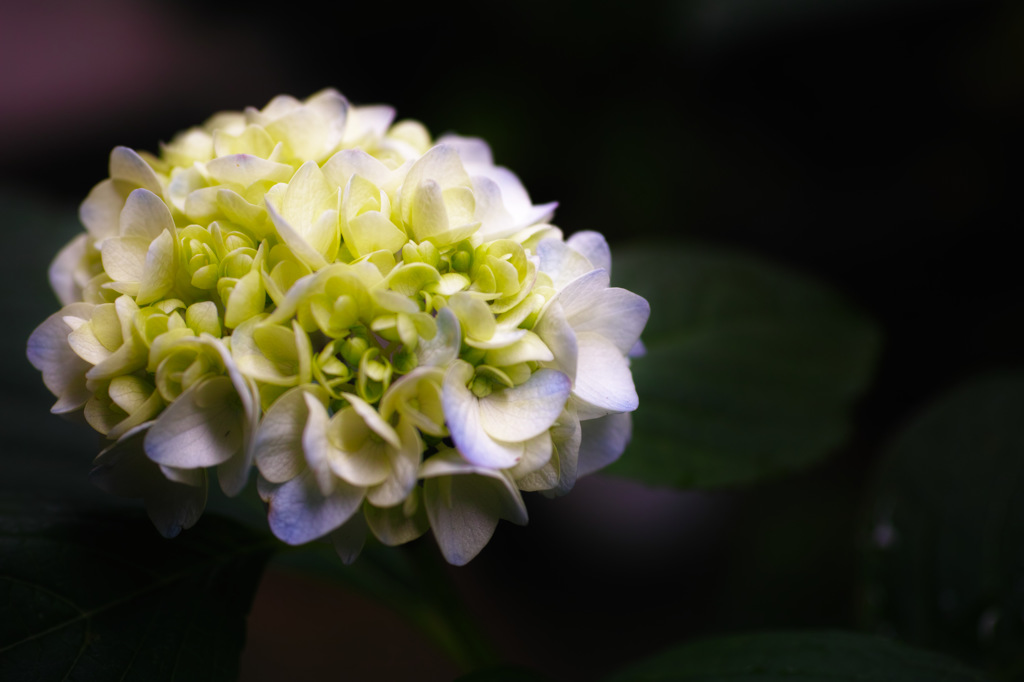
[
  {"xmin": 0, "ymin": 494, "xmax": 274, "ymax": 681},
  {"xmin": 606, "ymin": 244, "xmax": 880, "ymax": 489},
  {"xmin": 864, "ymin": 373, "xmax": 1024, "ymax": 677},
  {"xmin": 605, "ymin": 631, "xmax": 991, "ymax": 681}
]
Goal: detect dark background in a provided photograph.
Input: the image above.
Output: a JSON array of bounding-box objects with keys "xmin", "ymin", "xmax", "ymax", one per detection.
[{"xmin": 2, "ymin": 0, "xmax": 1023, "ymax": 679}]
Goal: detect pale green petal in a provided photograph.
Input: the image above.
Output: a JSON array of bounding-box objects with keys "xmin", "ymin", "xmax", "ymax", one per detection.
[
  {"xmin": 101, "ymin": 236, "xmax": 148, "ymax": 285},
  {"xmin": 447, "ymin": 292, "xmax": 495, "ymax": 341},
  {"xmin": 383, "ymin": 262, "xmax": 441, "ymax": 297},
  {"xmin": 407, "ymin": 179, "xmax": 450, "ymax": 242},
  {"xmin": 224, "ymin": 268, "xmax": 267, "ymax": 329},
  {"xmin": 119, "ymin": 188, "xmax": 174, "ymax": 242},
  {"xmin": 67, "ymin": 319, "xmax": 112, "ymax": 365},
  {"xmin": 136, "ymin": 229, "xmax": 177, "ymax": 305},
  {"xmin": 341, "ymin": 392, "xmax": 400, "ymax": 448},
  {"xmin": 322, "ymin": 148, "xmax": 393, "ymax": 189},
  {"xmin": 108, "ymin": 375, "xmax": 153, "ymax": 414},
  {"xmin": 206, "ymin": 153, "xmax": 293, "ymax": 186},
  {"xmin": 109, "ymin": 146, "xmax": 162, "ymax": 196},
  {"xmin": 484, "ymin": 331, "xmax": 553, "ymax": 367},
  {"xmin": 427, "ymin": 272, "xmax": 470, "ymax": 296},
  {"xmin": 344, "ymin": 211, "xmax": 406, "ymax": 257},
  {"xmin": 185, "ymin": 301, "xmax": 221, "ymax": 337},
  {"xmin": 217, "ymin": 189, "xmax": 268, "ymax": 233},
  {"xmin": 266, "ymin": 198, "xmax": 329, "ymax": 271},
  {"xmin": 463, "ymin": 328, "xmax": 527, "ymax": 350}
]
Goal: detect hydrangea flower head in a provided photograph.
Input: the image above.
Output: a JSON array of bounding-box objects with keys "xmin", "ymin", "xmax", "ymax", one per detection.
[{"xmin": 27, "ymin": 90, "xmax": 650, "ymax": 565}]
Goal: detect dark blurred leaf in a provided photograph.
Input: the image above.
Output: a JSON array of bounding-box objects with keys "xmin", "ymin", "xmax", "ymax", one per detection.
[
  {"xmin": 456, "ymin": 664, "xmax": 554, "ymax": 681},
  {"xmin": 0, "ymin": 495, "xmax": 274, "ymax": 681},
  {"xmin": 605, "ymin": 631, "xmax": 991, "ymax": 681},
  {"xmin": 864, "ymin": 373, "xmax": 1024, "ymax": 678},
  {"xmin": 607, "ymin": 244, "xmax": 879, "ymax": 489},
  {"xmin": 273, "ymin": 537, "xmax": 499, "ymax": 672}
]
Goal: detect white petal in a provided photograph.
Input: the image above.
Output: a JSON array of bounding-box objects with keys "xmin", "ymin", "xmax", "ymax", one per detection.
[
  {"xmin": 253, "ymin": 386, "xmax": 315, "ymax": 483},
  {"xmin": 417, "ymin": 306, "xmax": 460, "ymax": 368},
  {"xmin": 158, "ymin": 463, "xmax": 205, "ymax": 487},
  {"xmin": 507, "ymin": 431, "xmax": 554, "ymax": 483},
  {"xmin": 566, "ymin": 230, "xmax": 611, "ymax": 272},
  {"xmin": 322, "ymin": 148, "xmax": 393, "ymax": 189},
  {"xmin": 565, "ymin": 287, "xmax": 650, "ymax": 356},
  {"xmin": 577, "ymin": 412, "xmax": 633, "ymax": 476},
  {"xmin": 79, "ymin": 179, "xmax": 123, "ymax": 241},
  {"xmin": 343, "ymin": 105, "xmax": 395, "ymax": 145},
  {"xmin": 422, "ymin": 451, "xmax": 527, "ymax": 565},
  {"xmin": 267, "ymin": 470, "xmax": 363, "ymax": 545},
  {"xmin": 551, "ymin": 268, "xmax": 611, "ymax": 318},
  {"xmin": 217, "ymin": 446, "xmax": 252, "ymax": 497},
  {"xmin": 329, "ymin": 513, "xmax": 367, "ymax": 565},
  {"xmin": 537, "ymin": 238, "xmax": 597, "ymax": 290},
  {"xmin": 551, "ymin": 408, "xmax": 582, "ymax": 496},
  {"xmin": 366, "ymin": 418, "xmax": 422, "ymax": 508},
  {"xmin": 534, "ymin": 301, "xmax": 578, "ymax": 382},
  {"xmin": 365, "ymin": 489, "xmax": 429, "ymax": 546},
  {"xmin": 436, "ymin": 134, "xmax": 494, "ymax": 167},
  {"xmin": 144, "ymin": 376, "xmax": 243, "ymax": 468},
  {"xmin": 301, "ymin": 392, "xmax": 339, "ymax": 495},
  {"xmin": 26, "ymin": 303, "xmax": 94, "ymax": 413},
  {"xmin": 91, "ymin": 424, "xmax": 207, "ymax": 538},
  {"xmin": 477, "ymin": 369, "xmax": 571, "ymax": 442},
  {"xmin": 48, "ymin": 234, "xmax": 88, "ymax": 306},
  {"xmin": 442, "ymin": 361, "xmax": 523, "ymax": 468},
  {"xmin": 572, "ymin": 332, "xmax": 639, "ymax": 416}
]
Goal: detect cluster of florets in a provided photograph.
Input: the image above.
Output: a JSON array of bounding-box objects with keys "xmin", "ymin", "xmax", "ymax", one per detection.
[{"xmin": 28, "ymin": 90, "xmax": 649, "ymax": 564}]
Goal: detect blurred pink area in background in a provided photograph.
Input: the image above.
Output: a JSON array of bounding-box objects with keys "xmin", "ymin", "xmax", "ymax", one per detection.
[{"xmin": 0, "ymin": 0, "xmax": 280, "ymax": 154}]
